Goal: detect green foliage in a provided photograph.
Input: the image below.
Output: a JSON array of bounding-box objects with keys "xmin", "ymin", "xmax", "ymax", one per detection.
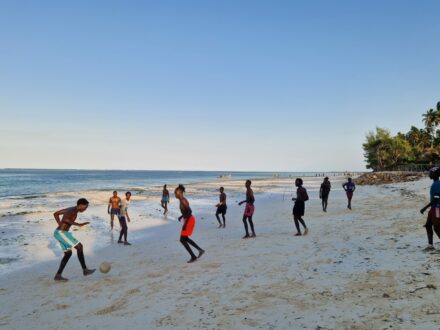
[{"xmin": 363, "ymin": 101, "xmax": 440, "ymax": 170}]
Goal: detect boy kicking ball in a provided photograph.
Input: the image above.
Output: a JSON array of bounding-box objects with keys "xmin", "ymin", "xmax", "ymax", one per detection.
[{"xmin": 53, "ymin": 198, "xmax": 95, "ymax": 281}]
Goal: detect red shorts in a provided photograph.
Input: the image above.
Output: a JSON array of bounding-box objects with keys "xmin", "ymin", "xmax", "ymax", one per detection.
[
  {"xmin": 244, "ymin": 203, "xmax": 255, "ymax": 217},
  {"xmin": 429, "ymin": 207, "xmax": 440, "ymax": 221},
  {"xmin": 346, "ymin": 191, "xmax": 353, "ymax": 200},
  {"xmin": 181, "ymin": 215, "xmax": 195, "ymax": 237}
]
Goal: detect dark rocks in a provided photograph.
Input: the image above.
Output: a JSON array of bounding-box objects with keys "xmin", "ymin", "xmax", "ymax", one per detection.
[{"xmin": 355, "ymin": 172, "xmax": 424, "ymax": 186}]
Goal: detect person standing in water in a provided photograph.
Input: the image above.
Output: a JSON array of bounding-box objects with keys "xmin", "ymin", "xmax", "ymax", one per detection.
[
  {"xmin": 161, "ymin": 184, "xmax": 170, "ymax": 215},
  {"xmin": 420, "ymin": 167, "xmax": 440, "ymax": 251},
  {"xmin": 292, "ymin": 178, "xmax": 309, "ymax": 236},
  {"xmin": 215, "ymin": 187, "xmax": 227, "ymax": 228},
  {"xmin": 118, "ymin": 191, "xmax": 132, "ymax": 245},
  {"xmin": 108, "ymin": 191, "xmax": 121, "ymax": 230},
  {"xmin": 342, "ymin": 178, "xmax": 356, "ymax": 210},
  {"xmin": 319, "ymin": 177, "xmax": 331, "ymax": 212},
  {"xmin": 238, "ymin": 180, "xmax": 256, "ymax": 238},
  {"xmin": 175, "ymin": 184, "xmax": 205, "ymax": 263},
  {"xmin": 53, "ymin": 198, "xmax": 95, "ymax": 281}
]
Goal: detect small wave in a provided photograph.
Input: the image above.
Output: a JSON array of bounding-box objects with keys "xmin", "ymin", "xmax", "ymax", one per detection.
[
  {"xmin": 1, "ymin": 210, "xmax": 44, "ymax": 217},
  {"xmin": 0, "ymin": 194, "xmax": 47, "ymax": 200},
  {"xmin": 0, "ymin": 257, "xmax": 20, "ymax": 265}
]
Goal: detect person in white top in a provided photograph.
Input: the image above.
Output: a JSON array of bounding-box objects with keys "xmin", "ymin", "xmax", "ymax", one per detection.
[{"xmin": 118, "ymin": 191, "xmax": 132, "ymax": 245}]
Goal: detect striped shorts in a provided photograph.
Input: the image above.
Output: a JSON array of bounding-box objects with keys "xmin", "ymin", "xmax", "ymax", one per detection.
[{"xmin": 54, "ymin": 229, "xmax": 79, "ymax": 251}]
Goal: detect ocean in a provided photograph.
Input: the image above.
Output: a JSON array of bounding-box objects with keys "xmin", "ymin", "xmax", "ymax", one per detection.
[{"xmin": 0, "ymin": 169, "xmax": 331, "ymax": 199}]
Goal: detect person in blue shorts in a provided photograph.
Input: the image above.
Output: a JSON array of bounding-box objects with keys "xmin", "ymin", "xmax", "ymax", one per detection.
[
  {"xmin": 53, "ymin": 198, "xmax": 95, "ymax": 282},
  {"xmin": 420, "ymin": 167, "xmax": 440, "ymax": 251},
  {"xmin": 161, "ymin": 185, "xmax": 170, "ymax": 215}
]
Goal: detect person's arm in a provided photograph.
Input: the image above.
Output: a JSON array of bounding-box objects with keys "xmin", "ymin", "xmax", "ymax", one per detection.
[
  {"xmin": 108, "ymin": 198, "xmax": 112, "ymax": 214},
  {"xmin": 342, "ymin": 183, "xmax": 347, "ymax": 192},
  {"xmin": 353, "ymin": 184, "xmax": 356, "ymax": 192},
  {"xmin": 65, "ymin": 219, "xmax": 90, "ymax": 227},
  {"xmin": 55, "ymin": 209, "xmax": 89, "ymax": 227},
  {"xmin": 421, "ymin": 201, "xmax": 432, "ymax": 214},
  {"xmin": 126, "ymin": 209, "xmax": 130, "ymax": 222},
  {"xmin": 319, "ymin": 185, "xmax": 322, "ymax": 199},
  {"xmin": 240, "ymin": 190, "xmax": 254, "ymax": 205},
  {"xmin": 53, "ymin": 208, "xmax": 68, "ymax": 226}
]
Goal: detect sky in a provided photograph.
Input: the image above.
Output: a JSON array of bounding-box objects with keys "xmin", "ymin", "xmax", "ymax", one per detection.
[{"xmin": 0, "ymin": 0, "xmax": 439, "ymax": 171}]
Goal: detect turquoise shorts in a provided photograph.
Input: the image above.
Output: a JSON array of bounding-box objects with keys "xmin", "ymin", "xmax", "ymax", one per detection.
[{"xmin": 54, "ymin": 229, "xmax": 79, "ymax": 251}]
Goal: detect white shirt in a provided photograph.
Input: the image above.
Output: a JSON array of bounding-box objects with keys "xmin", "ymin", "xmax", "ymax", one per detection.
[{"xmin": 119, "ymin": 199, "xmax": 130, "ymax": 217}]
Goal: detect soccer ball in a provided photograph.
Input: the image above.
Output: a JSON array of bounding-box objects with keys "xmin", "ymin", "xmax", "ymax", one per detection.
[{"xmin": 99, "ymin": 262, "xmax": 111, "ymax": 273}]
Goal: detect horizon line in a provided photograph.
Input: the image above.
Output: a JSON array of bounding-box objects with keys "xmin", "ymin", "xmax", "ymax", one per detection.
[{"xmin": 0, "ymin": 167, "xmax": 367, "ymax": 173}]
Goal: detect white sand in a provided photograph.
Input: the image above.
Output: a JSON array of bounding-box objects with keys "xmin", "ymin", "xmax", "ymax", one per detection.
[{"xmin": 1, "ymin": 177, "xmax": 439, "ymax": 329}]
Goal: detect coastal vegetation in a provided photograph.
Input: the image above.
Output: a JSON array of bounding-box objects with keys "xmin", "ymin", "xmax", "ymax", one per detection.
[{"xmin": 363, "ymin": 101, "xmax": 440, "ymax": 171}]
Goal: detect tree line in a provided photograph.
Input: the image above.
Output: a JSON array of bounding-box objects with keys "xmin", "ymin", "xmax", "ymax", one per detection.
[{"xmin": 363, "ymin": 101, "xmax": 440, "ymax": 171}]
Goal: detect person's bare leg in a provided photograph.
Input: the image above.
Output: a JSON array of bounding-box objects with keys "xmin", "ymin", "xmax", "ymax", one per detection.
[
  {"xmin": 54, "ymin": 250, "xmax": 72, "ymax": 281},
  {"xmin": 242, "ymin": 216, "xmax": 250, "ymax": 238},
  {"xmin": 75, "ymin": 243, "xmax": 96, "ymax": 276},
  {"xmin": 294, "ymin": 215, "xmax": 301, "ymax": 236},
  {"xmin": 180, "ymin": 236, "xmax": 197, "ymax": 262},
  {"xmin": 249, "ymin": 216, "xmax": 256, "ymax": 237},
  {"xmin": 216, "ymin": 213, "xmax": 222, "ymax": 228}
]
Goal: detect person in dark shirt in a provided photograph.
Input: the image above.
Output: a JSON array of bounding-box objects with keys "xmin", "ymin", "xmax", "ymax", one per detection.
[
  {"xmin": 319, "ymin": 177, "xmax": 331, "ymax": 212},
  {"xmin": 420, "ymin": 167, "xmax": 440, "ymax": 251},
  {"xmin": 292, "ymin": 178, "xmax": 309, "ymax": 236}
]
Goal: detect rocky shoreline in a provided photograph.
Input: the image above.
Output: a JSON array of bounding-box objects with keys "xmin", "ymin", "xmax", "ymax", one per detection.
[{"xmin": 355, "ymin": 171, "xmax": 425, "ymax": 186}]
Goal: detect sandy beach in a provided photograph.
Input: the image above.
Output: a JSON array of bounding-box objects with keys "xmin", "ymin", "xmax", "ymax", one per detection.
[{"xmin": 1, "ymin": 176, "xmax": 438, "ymax": 329}]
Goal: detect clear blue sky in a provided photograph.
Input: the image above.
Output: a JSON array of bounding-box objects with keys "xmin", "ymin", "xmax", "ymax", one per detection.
[{"xmin": 1, "ymin": 0, "xmax": 439, "ymax": 171}]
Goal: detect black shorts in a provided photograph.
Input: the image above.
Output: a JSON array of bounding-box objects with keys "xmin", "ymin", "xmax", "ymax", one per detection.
[
  {"xmin": 216, "ymin": 205, "xmax": 227, "ymax": 215},
  {"xmin": 118, "ymin": 216, "xmax": 127, "ymax": 227},
  {"xmin": 293, "ymin": 201, "xmax": 305, "ymax": 216}
]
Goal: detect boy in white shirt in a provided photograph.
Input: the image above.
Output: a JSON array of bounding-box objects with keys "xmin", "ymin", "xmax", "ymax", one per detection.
[{"xmin": 118, "ymin": 191, "xmax": 132, "ymax": 245}]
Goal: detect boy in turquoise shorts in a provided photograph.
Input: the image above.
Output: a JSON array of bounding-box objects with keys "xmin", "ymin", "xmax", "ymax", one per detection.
[{"xmin": 53, "ymin": 198, "xmax": 95, "ymax": 281}]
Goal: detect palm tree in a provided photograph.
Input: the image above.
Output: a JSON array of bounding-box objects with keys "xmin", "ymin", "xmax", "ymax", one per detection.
[{"xmin": 423, "ymin": 108, "xmax": 438, "ymax": 148}]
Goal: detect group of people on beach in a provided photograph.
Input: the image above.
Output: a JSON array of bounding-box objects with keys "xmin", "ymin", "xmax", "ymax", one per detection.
[
  {"xmin": 51, "ymin": 176, "xmax": 360, "ymax": 281},
  {"xmin": 50, "ymin": 167, "xmax": 440, "ymax": 281}
]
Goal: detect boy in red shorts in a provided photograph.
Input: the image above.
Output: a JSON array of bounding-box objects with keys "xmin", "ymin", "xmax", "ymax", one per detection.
[
  {"xmin": 175, "ymin": 184, "xmax": 205, "ymax": 263},
  {"xmin": 238, "ymin": 180, "xmax": 256, "ymax": 238},
  {"xmin": 343, "ymin": 178, "xmax": 356, "ymax": 210}
]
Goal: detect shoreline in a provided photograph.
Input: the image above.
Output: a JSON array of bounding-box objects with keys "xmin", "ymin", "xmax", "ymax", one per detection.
[
  {"xmin": 1, "ymin": 172, "xmax": 427, "ymax": 277},
  {"xmin": 0, "ymin": 176, "xmax": 350, "ymax": 276}
]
